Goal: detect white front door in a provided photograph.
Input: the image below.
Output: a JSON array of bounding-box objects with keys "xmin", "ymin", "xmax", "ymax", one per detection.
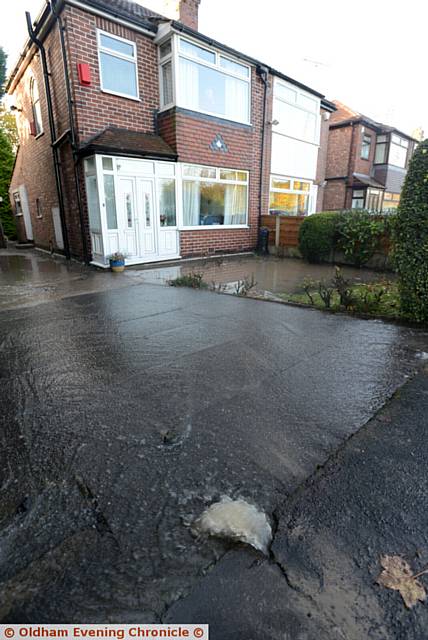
[
  {"xmin": 19, "ymin": 185, "xmax": 33, "ymax": 241},
  {"xmin": 137, "ymin": 179, "xmax": 157, "ymax": 259},
  {"xmin": 118, "ymin": 177, "xmax": 139, "ymax": 259}
]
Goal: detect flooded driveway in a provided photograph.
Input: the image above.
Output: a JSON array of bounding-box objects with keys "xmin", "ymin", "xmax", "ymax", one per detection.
[
  {"xmin": 1, "ymin": 247, "xmax": 426, "ymax": 633},
  {"xmin": 0, "ymin": 247, "xmax": 392, "ymax": 311},
  {"xmin": 1, "ymin": 257, "xmax": 427, "ymax": 626}
]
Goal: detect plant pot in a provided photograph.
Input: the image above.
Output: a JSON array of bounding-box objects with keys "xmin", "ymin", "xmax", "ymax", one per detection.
[{"xmin": 110, "ymin": 259, "xmax": 125, "ymax": 273}]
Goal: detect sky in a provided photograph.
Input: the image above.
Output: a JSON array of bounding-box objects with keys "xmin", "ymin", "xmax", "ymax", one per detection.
[{"xmin": 1, "ymin": 0, "xmax": 427, "ymax": 138}]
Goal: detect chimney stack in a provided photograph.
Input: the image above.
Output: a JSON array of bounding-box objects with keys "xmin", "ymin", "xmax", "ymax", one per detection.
[
  {"xmin": 178, "ymin": 0, "xmax": 201, "ymax": 31},
  {"xmin": 158, "ymin": 0, "xmax": 201, "ymax": 31}
]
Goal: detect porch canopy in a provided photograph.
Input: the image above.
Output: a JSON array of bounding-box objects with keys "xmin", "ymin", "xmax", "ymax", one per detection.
[{"xmin": 78, "ymin": 127, "xmax": 177, "ymax": 161}]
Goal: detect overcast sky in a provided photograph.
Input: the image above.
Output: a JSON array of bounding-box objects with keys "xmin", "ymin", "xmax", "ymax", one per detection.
[{"xmin": 1, "ymin": 0, "xmax": 426, "ymax": 138}]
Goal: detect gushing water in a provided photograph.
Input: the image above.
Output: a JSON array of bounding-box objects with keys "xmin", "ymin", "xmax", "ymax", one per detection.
[{"xmin": 193, "ymin": 497, "xmax": 272, "ymax": 555}]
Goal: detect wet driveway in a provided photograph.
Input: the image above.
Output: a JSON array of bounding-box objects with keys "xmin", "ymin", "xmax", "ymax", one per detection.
[
  {"xmin": 1, "ymin": 248, "xmax": 428, "ymax": 631},
  {"xmin": 1, "ymin": 258, "xmax": 427, "ymax": 626}
]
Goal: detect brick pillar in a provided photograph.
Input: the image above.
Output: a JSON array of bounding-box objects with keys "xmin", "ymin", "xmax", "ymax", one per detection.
[{"xmin": 179, "ymin": 0, "xmax": 201, "ymax": 30}]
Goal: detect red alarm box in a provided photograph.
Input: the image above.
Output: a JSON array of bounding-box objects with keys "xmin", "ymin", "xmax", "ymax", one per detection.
[{"xmin": 77, "ymin": 63, "xmax": 91, "ymax": 86}]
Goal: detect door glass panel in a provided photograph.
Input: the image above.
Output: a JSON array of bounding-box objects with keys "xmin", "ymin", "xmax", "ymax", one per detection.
[
  {"xmin": 145, "ymin": 192, "xmax": 151, "ymax": 227},
  {"xmin": 125, "ymin": 192, "xmax": 133, "ymax": 227},
  {"xmin": 103, "ymin": 174, "xmax": 117, "ymax": 229},
  {"xmin": 158, "ymin": 179, "xmax": 176, "ymax": 226}
]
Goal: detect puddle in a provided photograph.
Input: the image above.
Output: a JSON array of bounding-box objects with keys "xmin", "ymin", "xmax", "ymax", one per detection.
[{"xmin": 193, "ymin": 497, "xmax": 272, "ymax": 555}]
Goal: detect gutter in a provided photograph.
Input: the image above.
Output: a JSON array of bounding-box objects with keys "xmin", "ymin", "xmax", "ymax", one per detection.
[
  {"xmin": 26, "ymin": 10, "xmax": 71, "ymax": 260},
  {"xmin": 256, "ymin": 65, "xmax": 269, "ymax": 228}
]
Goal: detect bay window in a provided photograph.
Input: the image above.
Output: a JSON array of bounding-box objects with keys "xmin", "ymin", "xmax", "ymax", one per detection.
[
  {"xmin": 374, "ymin": 134, "xmax": 388, "ymax": 164},
  {"xmin": 361, "ymin": 133, "xmax": 372, "ymax": 160},
  {"xmin": 382, "ymin": 192, "xmax": 400, "ymax": 211},
  {"xmin": 269, "ymin": 176, "xmax": 311, "ymax": 215},
  {"xmin": 389, "ymin": 134, "xmax": 409, "ymax": 168},
  {"xmin": 182, "ymin": 164, "xmax": 248, "ymax": 227},
  {"xmin": 97, "ymin": 30, "xmax": 138, "ymax": 99},
  {"xmin": 272, "ymin": 79, "xmax": 319, "ymax": 144},
  {"xmin": 159, "ymin": 36, "xmax": 251, "ymax": 124}
]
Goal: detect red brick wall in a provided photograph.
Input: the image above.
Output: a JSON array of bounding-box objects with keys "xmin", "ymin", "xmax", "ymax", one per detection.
[
  {"xmin": 315, "ymin": 108, "xmax": 331, "ymax": 211},
  {"xmin": 64, "ymin": 6, "xmax": 159, "ymax": 144},
  {"xmin": 322, "ymin": 180, "xmax": 347, "ymax": 211},
  {"xmin": 9, "ymin": 24, "xmax": 70, "ymax": 251},
  {"xmin": 352, "ymin": 123, "xmax": 377, "ymax": 175},
  {"xmin": 325, "ymin": 125, "xmax": 352, "ymax": 178}
]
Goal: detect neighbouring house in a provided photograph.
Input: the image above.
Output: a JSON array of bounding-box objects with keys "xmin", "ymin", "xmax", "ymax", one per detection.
[
  {"xmin": 7, "ymin": 0, "xmax": 334, "ymax": 266},
  {"xmin": 323, "ymin": 101, "xmax": 418, "ymax": 213}
]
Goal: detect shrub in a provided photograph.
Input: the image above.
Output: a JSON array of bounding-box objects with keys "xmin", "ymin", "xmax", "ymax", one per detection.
[
  {"xmin": 393, "ymin": 139, "xmax": 428, "ymax": 322},
  {"xmin": 168, "ymin": 271, "xmax": 207, "ymax": 289},
  {"xmin": 336, "ymin": 210, "xmax": 387, "ymax": 267},
  {"xmin": 0, "ymin": 128, "xmax": 16, "ymax": 240},
  {"xmin": 298, "ymin": 212, "xmax": 339, "ymax": 263}
]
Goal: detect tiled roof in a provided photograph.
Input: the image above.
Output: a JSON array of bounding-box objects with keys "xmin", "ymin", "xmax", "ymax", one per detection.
[
  {"xmin": 79, "ymin": 127, "xmax": 177, "ymax": 159},
  {"xmin": 352, "ymin": 173, "xmax": 385, "ymax": 189},
  {"xmin": 81, "ymin": 0, "xmax": 165, "ymax": 30}
]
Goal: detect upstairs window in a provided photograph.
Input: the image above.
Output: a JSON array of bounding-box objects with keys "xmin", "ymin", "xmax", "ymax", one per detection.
[
  {"xmin": 177, "ymin": 37, "xmax": 250, "ymax": 124},
  {"xmin": 97, "ymin": 30, "xmax": 138, "ymax": 99},
  {"xmin": 388, "ymin": 134, "xmax": 409, "ymax": 168},
  {"xmin": 272, "ymin": 80, "xmax": 319, "ymax": 145},
  {"xmin": 30, "ymin": 77, "xmax": 43, "ymax": 136},
  {"xmin": 159, "ymin": 39, "xmax": 174, "ymax": 107},
  {"xmin": 361, "ymin": 132, "xmax": 371, "ymax": 160},
  {"xmin": 374, "ymin": 134, "xmax": 388, "ymax": 164}
]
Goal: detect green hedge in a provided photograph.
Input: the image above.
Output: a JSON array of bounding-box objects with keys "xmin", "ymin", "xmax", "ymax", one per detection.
[
  {"xmin": 298, "ymin": 212, "xmax": 339, "ymax": 263},
  {"xmin": 298, "ymin": 210, "xmax": 392, "ymax": 266},
  {"xmin": 393, "ymin": 139, "xmax": 428, "ymax": 322},
  {"xmin": 0, "ymin": 128, "xmax": 16, "ymax": 240}
]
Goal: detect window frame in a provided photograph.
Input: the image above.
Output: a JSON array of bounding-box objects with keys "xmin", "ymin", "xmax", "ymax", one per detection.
[
  {"xmin": 13, "ymin": 192, "xmax": 23, "ymax": 216},
  {"xmin": 158, "ymin": 37, "xmax": 175, "ymax": 109},
  {"xmin": 388, "ymin": 134, "xmax": 409, "ymax": 168},
  {"xmin": 269, "ymin": 175, "xmax": 312, "ymax": 216},
  {"xmin": 97, "ymin": 29, "xmax": 139, "ymax": 101},
  {"xmin": 30, "ymin": 76, "xmax": 43, "ymax": 137},
  {"xmin": 158, "ymin": 34, "xmax": 252, "ymax": 125},
  {"xmin": 272, "ymin": 77, "xmax": 321, "ymax": 146},
  {"xmin": 360, "ymin": 132, "xmax": 372, "ymax": 160},
  {"xmin": 180, "ymin": 162, "xmax": 249, "ymax": 229},
  {"xmin": 351, "ymin": 189, "xmax": 366, "ymax": 209}
]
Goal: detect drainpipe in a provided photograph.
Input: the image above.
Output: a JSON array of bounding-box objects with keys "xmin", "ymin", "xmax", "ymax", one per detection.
[
  {"xmin": 257, "ymin": 65, "xmax": 269, "ymax": 227},
  {"xmin": 49, "ymin": 0, "xmax": 89, "ymax": 264},
  {"xmin": 26, "ymin": 11, "xmax": 71, "ymax": 260}
]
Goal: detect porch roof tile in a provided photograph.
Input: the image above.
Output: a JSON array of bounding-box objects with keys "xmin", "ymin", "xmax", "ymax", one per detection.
[{"xmin": 79, "ymin": 127, "xmax": 177, "ymax": 160}]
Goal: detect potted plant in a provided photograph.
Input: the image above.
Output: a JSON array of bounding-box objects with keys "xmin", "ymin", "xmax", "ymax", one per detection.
[{"xmin": 109, "ymin": 251, "xmax": 126, "ymax": 272}]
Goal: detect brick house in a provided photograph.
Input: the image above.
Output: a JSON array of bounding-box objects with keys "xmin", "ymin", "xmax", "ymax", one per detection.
[
  {"xmin": 323, "ymin": 101, "xmax": 418, "ymax": 213},
  {"xmin": 7, "ymin": 0, "xmax": 334, "ymax": 266}
]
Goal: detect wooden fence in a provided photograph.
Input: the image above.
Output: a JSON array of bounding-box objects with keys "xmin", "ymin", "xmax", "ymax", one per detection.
[{"xmin": 260, "ymin": 215, "xmax": 305, "ymax": 249}]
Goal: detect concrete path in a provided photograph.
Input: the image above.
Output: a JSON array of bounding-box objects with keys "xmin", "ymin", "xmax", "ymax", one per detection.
[{"xmin": 0, "ymin": 248, "xmax": 427, "ymax": 635}]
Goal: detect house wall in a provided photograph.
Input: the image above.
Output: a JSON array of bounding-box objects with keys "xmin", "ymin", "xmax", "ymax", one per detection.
[
  {"xmin": 9, "ymin": 24, "xmax": 70, "ymax": 251},
  {"xmin": 315, "ymin": 108, "xmax": 331, "ymax": 211},
  {"xmin": 352, "ymin": 123, "xmax": 377, "ymax": 176},
  {"xmin": 322, "ymin": 180, "xmax": 347, "ymax": 211},
  {"xmin": 157, "ymin": 69, "xmax": 269, "ymax": 257}
]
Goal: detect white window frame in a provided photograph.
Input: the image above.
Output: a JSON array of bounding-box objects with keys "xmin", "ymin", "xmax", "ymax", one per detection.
[
  {"xmin": 97, "ymin": 29, "xmax": 139, "ymax": 101},
  {"xmin": 30, "ymin": 75, "xmax": 43, "ymax": 137},
  {"xmin": 272, "ymin": 77, "xmax": 321, "ymax": 146},
  {"xmin": 13, "ymin": 191, "xmax": 23, "ymax": 217},
  {"xmin": 158, "ymin": 34, "xmax": 252, "ymax": 125},
  {"xmin": 158, "ymin": 37, "xmax": 175, "ymax": 109},
  {"xmin": 269, "ymin": 175, "xmax": 312, "ymax": 216},
  {"xmin": 180, "ymin": 163, "xmax": 249, "ymax": 230},
  {"xmin": 388, "ymin": 134, "xmax": 409, "ymax": 168}
]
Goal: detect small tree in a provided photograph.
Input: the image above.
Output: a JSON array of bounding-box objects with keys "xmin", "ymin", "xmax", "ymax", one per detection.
[
  {"xmin": 0, "ymin": 127, "xmax": 16, "ymax": 240},
  {"xmin": 0, "ymin": 47, "xmax": 7, "ymax": 100},
  {"xmin": 393, "ymin": 139, "xmax": 428, "ymax": 322}
]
